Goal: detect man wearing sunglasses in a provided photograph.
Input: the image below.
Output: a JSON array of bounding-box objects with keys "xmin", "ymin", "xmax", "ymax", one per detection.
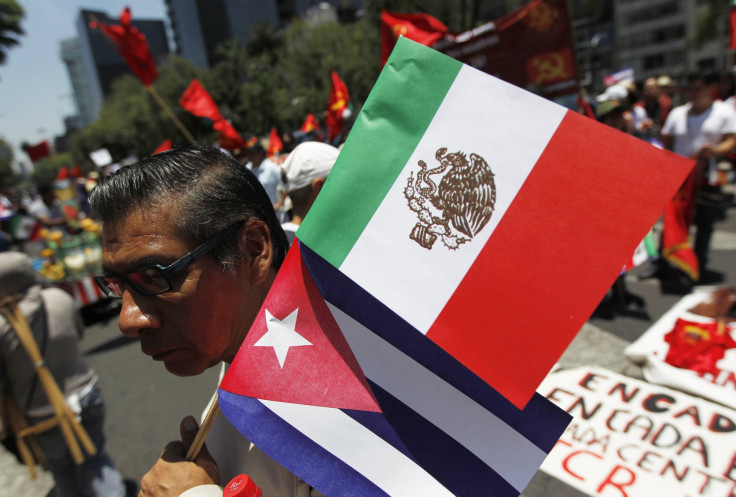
[{"xmin": 89, "ymin": 144, "xmax": 319, "ymax": 497}]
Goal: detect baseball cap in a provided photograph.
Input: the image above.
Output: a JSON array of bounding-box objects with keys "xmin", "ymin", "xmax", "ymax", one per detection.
[
  {"xmin": 596, "ymin": 83, "xmax": 628, "ymax": 103},
  {"xmin": 595, "ymin": 99, "xmax": 625, "ymax": 119},
  {"xmin": 657, "ymin": 75, "xmax": 673, "ymax": 87},
  {"xmin": 282, "ymin": 142, "xmax": 340, "ymax": 192}
]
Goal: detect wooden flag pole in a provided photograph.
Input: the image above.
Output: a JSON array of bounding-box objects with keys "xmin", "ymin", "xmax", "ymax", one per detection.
[
  {"xmin": 185, "ymin": 393, "xmax": 220, "ymax": 461},
  {"xmin": 0, "ymin": 298, "xmax": 97, "ymax": 473},
  {"xmin": 88, "ymin": 13, "xmax": 195, "ymax": 144},
  {"xmin": 146, "ymin": 85, "xmax": 196, "ymax": 143}
]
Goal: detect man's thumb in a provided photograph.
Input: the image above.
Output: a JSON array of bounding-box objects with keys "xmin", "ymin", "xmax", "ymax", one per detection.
[{"xmin": 180, "ymin": 415, "xmax": 200, "ymax": 451}]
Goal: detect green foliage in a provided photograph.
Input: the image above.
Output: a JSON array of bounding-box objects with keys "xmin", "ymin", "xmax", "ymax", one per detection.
[
  {"xmin": 71, "ymin": 56, "xmax": 214, "ymax": 164},
  {"xmin": 0, "ymin": 0, "xmax": 24, "ymax": 66},
  {"xmin": 274, "ymin": 18, "xmax": 380, "ymax": 132},
  {"xmin": 0, "ymin": 137, "xmax": 18, "ymax": 188},
  {"xmin": 693, "ymin": 0, "xmax": 729, "ymax": 48},
  {"xmin": 31, "ymin": 152, "xmax": 73, "ymax": 187}
]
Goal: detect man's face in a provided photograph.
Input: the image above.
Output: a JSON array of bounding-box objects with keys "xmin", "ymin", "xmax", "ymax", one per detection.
[
  {"xmin": 101, "ymin": 205, "xmax": 260, "ymax": 376},
  {"xmin": 686, "ymin": 78, "xmax": 713, "ymax": 107},
  {"xmin": 643, "ymin": 78, "xmax": 659, "ymax": 99}
]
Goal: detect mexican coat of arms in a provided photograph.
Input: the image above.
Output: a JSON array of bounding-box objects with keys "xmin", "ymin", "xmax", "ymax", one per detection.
[{"xmin": 404, "ymin": 147, "xmax": 496, "ymax": 250}]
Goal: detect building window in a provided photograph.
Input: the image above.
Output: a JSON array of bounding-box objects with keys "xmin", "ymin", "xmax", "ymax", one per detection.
[
  {"xmin": 643, "ymin": 53, "xmax": 665, "ymax": 70},
  {"xmin": 624, "ymin": 1, "xmax": 679, "ymax": 25}
]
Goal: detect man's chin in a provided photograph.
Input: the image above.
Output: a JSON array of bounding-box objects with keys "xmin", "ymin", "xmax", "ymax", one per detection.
[{"xmin": 163, "ymin": 358, "xmax": 206, "ymax": 377}]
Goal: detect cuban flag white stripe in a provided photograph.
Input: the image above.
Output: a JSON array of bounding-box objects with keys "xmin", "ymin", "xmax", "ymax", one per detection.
[
  {"xmin": 326, "ymin": 302, "xmax": 547, "ymax": 492},
  {"xmin": 339, "ymin": 64, "xmax": 567, "ymax": 334},
  {"xmin": 260, "ymin": 399, "xmax": 454, "ymax": 497}
]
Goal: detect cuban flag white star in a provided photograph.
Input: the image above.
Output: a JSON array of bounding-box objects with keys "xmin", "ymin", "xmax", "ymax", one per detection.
[{"xmin": 254, "ymin": 309, "xmax": 313, "ymax": 368}]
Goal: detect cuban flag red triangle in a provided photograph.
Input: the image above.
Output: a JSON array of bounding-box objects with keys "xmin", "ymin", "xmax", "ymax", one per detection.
[{"xmin": 220, "ymin": 241, "xmax": 381, "ymax": 412}]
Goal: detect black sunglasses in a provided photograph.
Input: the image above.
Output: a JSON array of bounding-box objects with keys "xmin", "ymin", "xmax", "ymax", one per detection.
[{"xmin": 94, "ymin": 223, "xmax": 242, "ymax": 299}]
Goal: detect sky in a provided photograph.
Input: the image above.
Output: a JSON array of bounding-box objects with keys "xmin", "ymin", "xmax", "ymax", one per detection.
[{"xmin": 0, "ymin": 0, "xmax": 168, "ymax": 164}]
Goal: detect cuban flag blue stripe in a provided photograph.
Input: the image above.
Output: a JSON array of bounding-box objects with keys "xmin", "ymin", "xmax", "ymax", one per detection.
[
  {"xmin": 350, "ymin": 380, "xmax": 520, "ymax": 497},
  {"xmin": 218, "ymin": 391, "xmax": 391, "ymax": 497},
  {"xmin": 299, "ymin": 241, "xmax": 570, "ymax": 453}
]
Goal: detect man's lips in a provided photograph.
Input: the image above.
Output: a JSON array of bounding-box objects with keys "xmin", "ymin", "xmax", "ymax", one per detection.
[{"xmin": 147, "ymin": 347, "xmax": 186, "ymax": 361}]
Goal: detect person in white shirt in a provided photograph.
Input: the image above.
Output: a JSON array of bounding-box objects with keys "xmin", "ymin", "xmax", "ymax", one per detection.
[{"xmin": 661, "ymin": 72, "xmax": 736, "ymax": 278}]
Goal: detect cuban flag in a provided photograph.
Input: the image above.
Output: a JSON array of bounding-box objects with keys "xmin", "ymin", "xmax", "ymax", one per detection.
[
  {"xmin": 295, "ymin": 38, "xmax": 694, "ymax": 409},
  {"xmin": 219, "ymin": 241, "xmax": 571, "ymax": 496}
]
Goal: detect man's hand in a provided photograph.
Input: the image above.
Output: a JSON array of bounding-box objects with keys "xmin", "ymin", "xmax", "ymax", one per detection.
[
  {"xmin": 139, "ymin": 416, "xmax": 220, "ymax": 497},
  {"xmin": 697, "ymin": 144, "xmax": 716, "ymax": 160}
]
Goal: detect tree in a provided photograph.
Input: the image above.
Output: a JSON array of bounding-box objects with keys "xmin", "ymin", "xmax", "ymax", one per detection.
[
  {"xmin": 273, "ymin": 18, "xmax": 381, "ymax": 133},
  {"xmin": 31, "ymin": 152, "xmax": 73, "ymax": 187},
  {"xmin": 70, "ymin": 56, "xmax": 211, "ymax": 163},
  {"xmin": 693, "ymin": 0, "xmax": 729, "ymax": 49},
  {"xmin": 0, "ymin": 0, "xmax": 24, "ymax": 66},
  {"xmin": 0, "ymin": 137, "xmax": 18, "ymax": 188}
]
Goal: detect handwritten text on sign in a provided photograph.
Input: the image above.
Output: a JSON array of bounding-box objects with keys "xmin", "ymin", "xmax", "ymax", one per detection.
[{"xmin": 538, "ymin": 367, "xmax": 736, "ymax": 497}]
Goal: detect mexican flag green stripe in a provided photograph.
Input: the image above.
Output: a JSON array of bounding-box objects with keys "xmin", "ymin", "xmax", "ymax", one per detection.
[{"xmin": 298, "ymin": 39, "xmax": 462, "ymax": 268}]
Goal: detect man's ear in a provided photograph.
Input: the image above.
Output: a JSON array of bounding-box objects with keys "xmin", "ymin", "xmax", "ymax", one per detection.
[
  {"xmin": 311, "ymin": 177, "xmax": 326, "ymax": 196},
  {"xmin": 238, "ymin": 219, "xmax": 274, "ymax": 285}
]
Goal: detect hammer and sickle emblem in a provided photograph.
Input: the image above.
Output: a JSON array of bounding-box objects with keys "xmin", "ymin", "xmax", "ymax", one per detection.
[
  {"xmin": 531, "ymin": 53, "xmax": 568, "ymax": 83},
  {"xmin": 392, "ymin": 24, "xmax": 408, "ymax": 38},
  {"xmin": 526, "ymin": 1, "xmax": 558, "ymax": 32}
]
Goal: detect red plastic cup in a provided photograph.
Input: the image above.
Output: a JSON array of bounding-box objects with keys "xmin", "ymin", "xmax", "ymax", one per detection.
[{"xmin": 223, "ymin": 474, "xmax": 261, "ymax": 497}]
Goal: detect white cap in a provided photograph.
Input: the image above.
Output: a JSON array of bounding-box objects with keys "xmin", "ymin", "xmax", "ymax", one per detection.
[
  {"xmin": 282, "ymin": 141, "xmax": 340, "ymax": 192},
  {"xmin": 596, "ymin": 83, "xmax": 628, "ymax": 103}
]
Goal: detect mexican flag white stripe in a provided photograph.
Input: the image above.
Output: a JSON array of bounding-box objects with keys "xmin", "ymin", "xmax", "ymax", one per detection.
[{"xmin": 297, "ymin": 37, "xmax": 694, "ymax": 408}]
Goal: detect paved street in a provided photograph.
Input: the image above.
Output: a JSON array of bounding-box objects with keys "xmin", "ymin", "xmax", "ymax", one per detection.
[{"xmin": 2, "ymin": 201, "xmax": 735, "ymax": 497}]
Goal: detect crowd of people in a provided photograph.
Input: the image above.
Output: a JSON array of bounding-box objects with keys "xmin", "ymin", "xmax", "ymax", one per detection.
[{"xmin": 587, "ymin": 70, "xmax": 736, "ymax": 312}]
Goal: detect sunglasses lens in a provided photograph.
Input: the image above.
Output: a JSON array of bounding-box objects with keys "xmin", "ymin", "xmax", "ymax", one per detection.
[
  {"xmin": 127, "ymin": 268, "xmax": 169, "ymax": 295},
  {"xmin": 95, "ymin": 276, "xmax": 124, "ymax": 298}
]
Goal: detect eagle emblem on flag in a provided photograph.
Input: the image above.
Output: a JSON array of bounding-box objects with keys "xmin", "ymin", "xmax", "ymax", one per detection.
[{"xmin": 405, "ymin": 147, "xmax": 496, "ymax": 250}]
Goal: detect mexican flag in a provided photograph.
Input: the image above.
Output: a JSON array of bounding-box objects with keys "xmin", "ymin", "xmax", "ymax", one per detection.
[
  {"xmin": 623, "ymin": 232, "xmax": 658, "ymax": 273},
  {"xmin": 297, "ymin": 37, "xmax": 694, "ymax": 409}
]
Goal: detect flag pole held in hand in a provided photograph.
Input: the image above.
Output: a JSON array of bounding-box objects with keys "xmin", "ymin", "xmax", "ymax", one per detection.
[{"xmin": 185, "ymin": 393, "xmax": 220, "ymax": 461}]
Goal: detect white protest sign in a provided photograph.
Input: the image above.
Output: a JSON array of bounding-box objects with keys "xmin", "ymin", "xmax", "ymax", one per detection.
[
  {"xmin": 538, "ymin": 367, "xmax": 736, "ymax": 496},
  {"xmin": 89, "ymin": 148, "xmax": 113, "ymax": 167}
]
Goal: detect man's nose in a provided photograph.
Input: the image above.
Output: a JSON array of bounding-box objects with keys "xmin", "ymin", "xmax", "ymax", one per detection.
[{"xmin": 118, "ymin": 291, "xmax": 161, "ymax": 337}]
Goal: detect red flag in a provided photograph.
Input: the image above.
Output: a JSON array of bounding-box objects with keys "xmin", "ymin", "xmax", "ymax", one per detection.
[
  {"xmin": 56, "ymin": 166, "xmax": 70, "ymax": 180},
  {"xmin": 665, "ymin": 318, "xmax": 736, "ymax": 375},
  {"xmin": 576, "ymin": 95, "xmax": 595, "ymax": 119},
  {"xmin": 662, "ymin": 169, "xmax": 699, "ymax": 282},
  {"xmin": 213, "ymin": 120, "xmax": 245, "ymax": 151},
  {"xmin": 267, "ymin": 128, "xmax": 283, "ymax": 156},
  {"xmin": 24, "ymin": 140, "xmax": 51, "ymax": 163},
  {"xmin": 300, "ymin": 113, "xmax": 319, "ymax": 134},
  {"xmin": 380, "ymin": 11, "xmax": 448, "ymax": 66},
  {"xmin": 179, "ymin": 79, "xmax": 224, "ymax": 122},
  {"xmin": 730, "ymin": 5, "xmax": 736, "ymax": 50},
  {"xmin": 90, "ymin": 7, "xmax": 158, "ymax": 86},
  {"xmin": 152, "ymin": 139, "xmax": 172, "ymax": 155},
  {"xmin": 437, "ymin": 0, "xmax": 579, "ymax": 99},
  {"xmin": 326, "ymin": 72, "xmax": 350, "ymax": 144}
]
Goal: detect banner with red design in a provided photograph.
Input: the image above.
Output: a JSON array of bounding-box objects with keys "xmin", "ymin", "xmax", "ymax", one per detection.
[
  {"xmin": 435, "ymin": 0, "xmax": 578, "ymax": 99},
  {"xmin": 626, "ymin": 287, "xmax": 736, "ymax": 410}
]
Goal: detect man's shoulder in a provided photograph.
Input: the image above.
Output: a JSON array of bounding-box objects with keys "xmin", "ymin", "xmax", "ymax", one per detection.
[{"xmin": 713, "ymin": 99, "xmax": 736, "ymax": 116}]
